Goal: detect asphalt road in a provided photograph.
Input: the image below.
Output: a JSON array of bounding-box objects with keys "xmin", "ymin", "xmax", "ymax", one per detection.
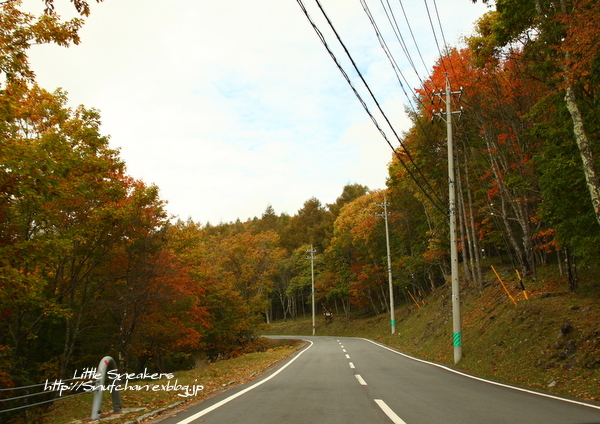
[{"xmin": 156, "ymin": 336, "xmax": 600, "ymax": 424}]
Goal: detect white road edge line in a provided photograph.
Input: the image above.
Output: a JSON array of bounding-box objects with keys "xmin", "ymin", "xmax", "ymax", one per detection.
[
  {"xmin": 175, "ymin": 340, "xmax": 314, "ymax": 424},
  {"xmin": 374, "ymin": 399, "xmax": 407, "ymax": 424},
  {"xmin": 355, "ymin": 374, "xmax": 367, "ymax": 385},
  {"xmin": 362, "ymin": 338, "xmax": 600, "ymax": 411}
]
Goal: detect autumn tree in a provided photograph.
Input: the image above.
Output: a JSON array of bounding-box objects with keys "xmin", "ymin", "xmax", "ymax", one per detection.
[
  {"xmin": 327, "ymin": 183, "xmax": 369, "ymax": 218},
  {"xmin": 0, "ymin": 84, "xmax": 205, "ymax": 398},
  {"xmin": 472, "ymin": 0, "xmax": 600, "ymax": 228},
  {"xmin": 386, "ymin": 148, "xmax": 450, "ymax": 292},
  {"xmin": 41, "ymin": 0, "xmax": 104, "ymax": 17},
  {"xmin": 0, "ymin": 0, "xmax": 84, "ymax": 83},
  {"xmin": 269, "ymin": 245, "xmax": 308, "ymax": 321},
  {"xmin": 280, "ymin": 197, "xmax": 333, "ymax": 253},
  {"xmin": 179, "ymin": 224, "xmax": 286, "ymax": 359},
  {"xmin": 323, "ymin": 191, "xmax": 392, "ymax": 314}
]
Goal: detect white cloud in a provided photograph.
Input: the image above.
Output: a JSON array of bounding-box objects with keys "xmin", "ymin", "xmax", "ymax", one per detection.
[{"xmin": 27, "ymin": 0, "xmax": 489, "ymax": 223}]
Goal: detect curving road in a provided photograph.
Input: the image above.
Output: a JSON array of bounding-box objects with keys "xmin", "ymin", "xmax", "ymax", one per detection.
[{"xmin": 156, "ymin": 336, "xmax": 600, "ymax": 424}]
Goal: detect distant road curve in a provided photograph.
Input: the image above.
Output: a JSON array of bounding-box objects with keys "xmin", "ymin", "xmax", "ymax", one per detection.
[{"xmin": 156, "ymin": 336, "xmax": 600, "ymax": 424}]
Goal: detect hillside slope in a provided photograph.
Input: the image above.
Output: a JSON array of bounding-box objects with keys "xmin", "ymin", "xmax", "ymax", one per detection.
[{"xmin": 266, "ymin": 265, "xmax": 600, "ymax": 402}]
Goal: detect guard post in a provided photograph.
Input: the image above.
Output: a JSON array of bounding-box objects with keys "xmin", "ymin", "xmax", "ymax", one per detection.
[{"xmin": 91, "ymin": 356, "xmax": 122, "ymax": 420}]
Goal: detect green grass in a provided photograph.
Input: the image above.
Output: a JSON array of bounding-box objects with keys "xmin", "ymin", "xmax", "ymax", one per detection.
[{"xmin": 266, "ymin": 264, "xmax": 600, "ymax": 403}]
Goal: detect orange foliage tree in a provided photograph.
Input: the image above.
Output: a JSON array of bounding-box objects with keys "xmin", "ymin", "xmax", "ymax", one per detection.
[{"xmin": 0, "ymin": 84, "xmax": 209, "ymax": 390}]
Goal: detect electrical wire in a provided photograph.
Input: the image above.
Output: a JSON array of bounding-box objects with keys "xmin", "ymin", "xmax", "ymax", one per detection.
[
  {"xmin": 375, "ymin": 0, "xmax": 430, "ymax": 99},
  {"xmin": 360, "ymin": 0, "xmax": 417, "ymax": 109},
  {"xmin": 360, "ymin": 0, "xmax": 456, "ymax": 201},
  {"xmin": 397, "ymin": 0, "xmax": 430, "ymax": 77},
  {"xmin": 378, "ymin": 0, "xmax": 420, "ymax": 81},
  {"xmin": 296, "ymin": 0, "xmax": 447, "ymax": 214},
  {"xmin": 432, "ymin": 0, "xmax": 460, "ymax": 81},
  {"xmin": 313, "ymin": 0, "xmax": 448, "ymax": 213},
  {"xmin": 432, "ymin": 0, "xmax": 449, "ymax": 52},
  {"xmin": 359, "ymin": 1, "xmax": 442, "ymax": 109},
  {"xmin": 423, "ymin": 0, "xmax": 448, "ymax": 76}
]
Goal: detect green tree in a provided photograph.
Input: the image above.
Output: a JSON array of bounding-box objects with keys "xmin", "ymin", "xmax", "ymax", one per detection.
[
  {"xmin": 0, "ymin": 85, "xmax": 173, "ymax": 386},
  {"xmin": 327, "ymin": 183, "xmax": 369, "ymax": 218},
  {"xmin": 280, "ymin": 197, "xmax": 333, "ymax": 253}
]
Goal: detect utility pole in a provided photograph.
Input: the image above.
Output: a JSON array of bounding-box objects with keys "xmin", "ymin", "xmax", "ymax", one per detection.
[
  {"xmin": 376, "ymin": 194, "xmax": 395, "ymax": 335},
  {"xmin": 307, "ymin": 245, "xmax": 316, "ymax": 336},
  {"xmin": 435, "ymin": 74, "xmax": 463, "ymax": 363}
]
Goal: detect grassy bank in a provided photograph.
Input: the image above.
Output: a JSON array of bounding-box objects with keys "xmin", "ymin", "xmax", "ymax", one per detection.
[
  {"xmin": 266, "ymin": 264, "xmax": 600, "ymax": 403},
  {"xmin": 42, "ymin": 339, "xmax": 302, "ymax": 424}
]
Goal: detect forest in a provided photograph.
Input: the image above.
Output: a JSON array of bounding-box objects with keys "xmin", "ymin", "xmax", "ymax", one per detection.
[{"xmin": 1, "ymin": 0, "xmax": 599, "ymax": 417}]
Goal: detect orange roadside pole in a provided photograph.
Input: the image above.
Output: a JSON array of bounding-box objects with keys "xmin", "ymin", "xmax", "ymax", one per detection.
[
  {"xmin": 407, "ymin": 290, "xmax": 421, "ymax": 309},
  {"xmin": 515, "ymin": 269, "xmax": 529, "ymax": 300},
  {"xmin": 491, "ymin": 265, "xmax": 518, "ymax": 305}
]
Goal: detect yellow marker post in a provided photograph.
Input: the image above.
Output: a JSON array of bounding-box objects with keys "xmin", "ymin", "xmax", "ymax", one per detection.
[
  {"xmin": 515, "ymin": 269, "xmax": 529, "ymax": 300},
  {"xmin": 407, "ymin": 290, "xmax": 421, "ymax": 309},
  {"xmin": 491, "ymin": 265, "xmax": 518, "ymax": 305}
]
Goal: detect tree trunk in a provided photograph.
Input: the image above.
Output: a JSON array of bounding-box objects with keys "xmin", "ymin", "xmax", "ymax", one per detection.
[
  {"xmin": 462, "ymin": 143, "xmax": 483, "ymax": 287},
  {"xmin": 456, "ymin": 158, "xmax": 473, "ymax": 285},
  {"xmin": 563, "ymin": 84, "xmax": 600, "ymax": 227},
  {"xmin": 557, "ymin": 0, "xmax": 600, "ymax": 228}
]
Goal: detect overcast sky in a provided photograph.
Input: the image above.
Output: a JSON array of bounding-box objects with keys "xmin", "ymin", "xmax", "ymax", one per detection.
[{"xmin": 27, "ymin": 0, "xmax": 490, "ymax": 224}]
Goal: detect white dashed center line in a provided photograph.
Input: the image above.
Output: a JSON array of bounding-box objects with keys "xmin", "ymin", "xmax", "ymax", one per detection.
[
  {"xmin": 339, "ymin": 342, "xmax": 407, "ymax": 423},
  {"xmin": 374, "ymin": 399, "xmax": 407, "ymax": 424},
  {"xmin": 355, "ymin": 374, "xmax": 368, "ymax": 386}
]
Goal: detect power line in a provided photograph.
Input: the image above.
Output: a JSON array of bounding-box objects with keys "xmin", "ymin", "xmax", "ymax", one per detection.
[
  {"xmin": 397, "ymin": 0, "xmax": 430, "ymax": 77},
  {"xmin": 379, "ymin": 0, "xmax": 421, "ymax": 82},
  {"xmin": 361, "ymin": 0, "xmax": 436, "ymax": 108},
  {"xmin": 432, "ymin": 0, "xmax": 449, "ymax": 51},
  {"xmin": 432, "ymin": 0, "xmax": 460, "ymax": 80},
  {"xmin": 359, "ymin": 0, "xmax": 460, "ymax": 203},
  {"xmin": 307, "ymin": 0, "xmax": 447, "ymax": 213},
  {"xmin": 375, "ymin": 0, "xmax": 429, "ymax": 96},
  {"xmin": 423, "ymin": 0, "xmax": 448, "ymax": 76},
  {"xmin": 360, "ymin": 0, "xmax": 417, "ymax": 110},
  {"xmin": 294, "ymin": 0, "xmax": 391, "ymax": 148}
]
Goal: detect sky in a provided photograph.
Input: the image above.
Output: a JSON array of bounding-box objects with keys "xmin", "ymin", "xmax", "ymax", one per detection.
[{"xmin": 27, "ymin": 0, "xmax": 491, "ymax": 224}]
